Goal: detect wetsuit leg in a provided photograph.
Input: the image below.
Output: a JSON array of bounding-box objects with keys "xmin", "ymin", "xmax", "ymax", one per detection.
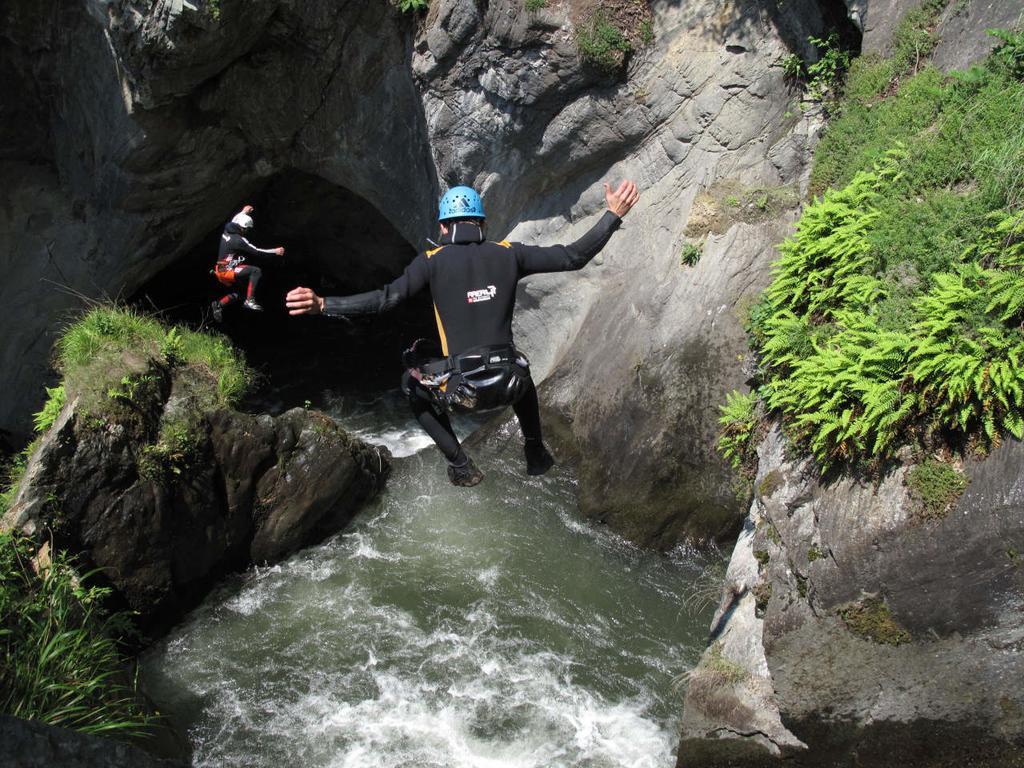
[
  {"xmin": 235, "ymin": 266, "xmax": 262, "ymax": 299},
  {"xmin": 403, "ymin": 371, "xmax": 462, "ymax": 462},
  {"xmin": 218, "ymin": 292, "xmax": 241, "ymax": 307},
  {"xmin": 512, "ymin": 376, "xmax": 543, "ymax": 442}
]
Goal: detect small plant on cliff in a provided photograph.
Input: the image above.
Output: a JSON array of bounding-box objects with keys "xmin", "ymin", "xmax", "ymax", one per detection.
[
  {"xmin": 717, "ymin": 390, "xmax": 760, "ymax": 471},
  {"xmin": 0, "ymin": 532, "xmax": 152, "ymax": 735},
  {"xmin": 989, "ymin": 28, "xmax": 1024, "ymax": 81},
  {"xmin": 680, "ymin": 240, "xmax": 702, "ymax": 267},
  {"xmin": 576, "ymin": 12, "xmax": 632, "ymax": 73},
  {"xmin": 806, "ymin": 32, "xmax": 852, "ymax": 101},
  {"xmin": 395, "ymin": 0, "xmax": 429, "ymax": 13},
  {"xmin": 32, "ymin": 386, "xmax": 65, "ymax": 434},
  {"xmin": 524, "ymin": 0, "xmax": 546, "ymax": 11}
]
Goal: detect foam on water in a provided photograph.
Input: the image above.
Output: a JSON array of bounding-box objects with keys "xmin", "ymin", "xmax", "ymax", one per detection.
[{"xmin": 141, "ymin": 393, "xmax": 721, "ymax": 767}]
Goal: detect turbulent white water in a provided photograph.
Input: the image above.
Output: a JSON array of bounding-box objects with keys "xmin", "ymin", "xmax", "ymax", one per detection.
[{"xmin": 141, "ymin": 392, "xmax": 720, "ymax": 768}]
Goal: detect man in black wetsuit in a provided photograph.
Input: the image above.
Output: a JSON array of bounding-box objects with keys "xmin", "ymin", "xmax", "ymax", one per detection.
[
  {"xmin": 285, "ymin": 179, "xmax": 640, "ymax": 486},
  {"xmin": 211, "ymin": 205, "xmax": 286, "ymax": 321}
]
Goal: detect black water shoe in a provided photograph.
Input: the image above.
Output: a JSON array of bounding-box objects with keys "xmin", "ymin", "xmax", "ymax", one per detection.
[
  {"xmin": 524, "ymin": 439, "xmax": 555, "ymax": 476},
  {"xmin": 243, "ymin": 298, "xmax": 264, "ymax": 312},
  {"xmin": 447, "ymin": 455, "xmax": 484, "ymax": 487},
  {"xmin": 210, "ymin": 301, "xmax": 224, "ymax": 323}
]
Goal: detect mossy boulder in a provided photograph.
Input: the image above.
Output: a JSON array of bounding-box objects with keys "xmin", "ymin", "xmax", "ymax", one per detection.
[{"xmin": 2, "ymin": 311, "xmax": 391, "ymax": 635}]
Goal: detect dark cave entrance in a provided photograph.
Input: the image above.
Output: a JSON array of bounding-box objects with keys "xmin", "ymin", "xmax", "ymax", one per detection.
[{"xmin": 132, "ymin": 169, "xmax": 436, "ymax": 412}]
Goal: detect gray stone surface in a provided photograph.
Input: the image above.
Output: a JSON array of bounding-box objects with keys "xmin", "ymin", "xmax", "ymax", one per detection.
[
  {"xmin": 678, "ymin": 425, "xmax": 1024, "ymax": 766},
  {"xmin": 0, "ymin": 715, "xmax": 188, "ymax": 768}
]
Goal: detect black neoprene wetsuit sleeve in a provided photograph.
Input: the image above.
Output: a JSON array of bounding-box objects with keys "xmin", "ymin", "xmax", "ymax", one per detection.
[
  {"xmin": 235, "ymin": 236, "xmax": 280, "ymax": 260},
  {"xmin": 513, "ymin": 210, "xmax": 622, "ymax": 276},
  {"xmin": 322, "ymin": 252, "xmax": 430, "ymax": 317}
]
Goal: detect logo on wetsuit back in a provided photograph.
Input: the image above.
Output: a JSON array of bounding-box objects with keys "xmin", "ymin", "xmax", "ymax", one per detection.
[{"xmin": 467, "ymin": 285, "xmax": 498, "ymax": 304}]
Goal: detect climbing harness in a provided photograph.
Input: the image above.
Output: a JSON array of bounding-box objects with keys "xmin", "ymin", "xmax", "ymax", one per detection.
[{"xmin": 402, "ymin": 338, "xmax": 531, "ymax": 412}]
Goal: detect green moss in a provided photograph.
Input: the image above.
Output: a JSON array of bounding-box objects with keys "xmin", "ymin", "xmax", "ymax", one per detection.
[
  {"xmin": 838, "ymin": 596, "xmax": 912, "ymax": 645},
  {"xmin": 137, "ymin": 418, "xmax": 203, "ymax": 483},
  {"xmin": 907, "ymin": 459, "xmax": 968, "ymax": 520},
  {"xmin": 524, "ymin": 0, "xmax": 545, "ymax": 10},
  {"xmin": 757, "ymin": 469, "xmax": 784, "ymax": 499},
  {"xmin": 1008, "ymin": 547, "xmax": 1020, "ymax": 565},
  {"xmin": 765, "ymin": 523, "xmax": 782, "ymax": 547},
  {"xmin": 752, "ymin": 581, "xmax": 773, "ymax": 615},
  {"xmin": 753, "ymin": 549, "xmax": 770, "ymax": 567},
  {"xmin": 701, "ymin": 642, "xmax": 748, "ymax": 685},
  {"xmin": 807, "ymin": 544, "xmax": 825, "ymax": 562},
  {"xmin": 795, "ymin": 572, "xmax": 808, "ymax": 599}
]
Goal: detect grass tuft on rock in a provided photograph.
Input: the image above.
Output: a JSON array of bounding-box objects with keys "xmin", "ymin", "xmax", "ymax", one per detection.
[
  {"xmin": 0, "ymin": 531, "xmax": 152, "ymax": 736},
  {"xmin": 59, "ymin": 306, "xmax": 251, "ymax": 412}
]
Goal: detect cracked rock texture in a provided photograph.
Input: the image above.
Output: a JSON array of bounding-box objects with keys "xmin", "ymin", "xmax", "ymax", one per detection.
[{"xmin": 678, "ymin": 424, "xmax": 1024, "ymax": 766}]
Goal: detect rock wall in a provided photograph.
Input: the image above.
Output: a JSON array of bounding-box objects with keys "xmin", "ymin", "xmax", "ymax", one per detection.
[
  {"xmin": 0, "ymin": 715, "xmax": 188, "ymax": 768},
  {"xmin": 678, "ymin": 425, "xmax": 1024, "ymax": 766},
  {"xmin": 3, "ymin": 0, "xmax": 849, "ymax": 547}
]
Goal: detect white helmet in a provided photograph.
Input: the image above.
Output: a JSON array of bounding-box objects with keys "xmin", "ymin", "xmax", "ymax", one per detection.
[{"xmin": 231, "ymin": 211, "xmax": 254, "ymax": 230}]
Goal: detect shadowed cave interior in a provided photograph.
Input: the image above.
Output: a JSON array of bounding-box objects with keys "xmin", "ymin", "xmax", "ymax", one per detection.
[{"xmin": 132, "ymin": 169, "xmax": 436, "ymax": 412}]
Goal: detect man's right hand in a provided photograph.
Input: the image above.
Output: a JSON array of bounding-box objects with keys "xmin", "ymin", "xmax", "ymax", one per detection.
[
  {"xmin": 275, "ymin": 247, "xmax": 285, "ymax": 256},
  {"xmin": 604, "ymin": 180, "xmax": 640, "ymax": 218},
  {"xmin": 286, "ymin": 287, "xmax": 325, "ymax": 316}
]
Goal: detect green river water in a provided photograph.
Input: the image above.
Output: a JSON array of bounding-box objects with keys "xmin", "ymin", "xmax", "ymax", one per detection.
[{"xmin": 140, "ymin": 392, "xmax": 721, "ymax": 768}]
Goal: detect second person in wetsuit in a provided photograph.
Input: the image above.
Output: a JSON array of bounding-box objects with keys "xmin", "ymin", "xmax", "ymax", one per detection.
[
  {"xmin": 212, "ymin": 205, "xmax": 286, "ymax": 321},
  {"xmin": 285, "ymin": 179, "xmax": 640, "ymax": 486}
]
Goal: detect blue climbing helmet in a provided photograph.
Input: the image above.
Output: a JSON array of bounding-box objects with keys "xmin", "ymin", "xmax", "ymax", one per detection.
[{"xmin": 438, "ymin": 186, "xmax": 485, "ymax": 222}]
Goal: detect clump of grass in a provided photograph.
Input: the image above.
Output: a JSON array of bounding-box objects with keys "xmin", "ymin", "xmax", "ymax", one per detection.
[
  {"xmin": 524, "ymin": 0, "xmax": 545, "ymax": 11},
  {"xmin": 59, "ymin": 306, "xmax": 251, "ymax": 409},
  {"xmin": 701, "ymin": 641, "xmax": 748, "ymax": 684},
  {"xmin": 838, "ymin": 596, "xmax": 912, "ymax": 645},
  {"xmin": 0, "ymin": 531, "xmax": 152, "ymax": 736},
  {"xmin": 576, "ymin": 11, "xmax": 632, "ymax": 73},
  {"xmin": 906, "ymin": 458, "xmax": 968, "ymax": 519}
]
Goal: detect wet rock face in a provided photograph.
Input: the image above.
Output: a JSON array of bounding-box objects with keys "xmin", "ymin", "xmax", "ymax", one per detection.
[
  {"xmin": 678, "ymin": 425, "xmax": 1024, "ymax": 766},
  {"xmin": 0, "ymin": 714, "xmax": 188, "ymax": 768},
  {"xmin": 3, "ymin": 362, "xmax": 391, "ymax": 635},
  {"xmin": 1, "ymin": 0, "xmax": 434, "ymax": 436}
]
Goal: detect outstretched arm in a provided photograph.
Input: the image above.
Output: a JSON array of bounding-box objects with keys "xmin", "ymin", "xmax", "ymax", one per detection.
[
  {"xmin": 286, "ymin": 252, "xmax": 430, "ymax": 317},
  {"xmin": 514, "ymin": 180, "xmax": 640, "ymax": 276}
]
